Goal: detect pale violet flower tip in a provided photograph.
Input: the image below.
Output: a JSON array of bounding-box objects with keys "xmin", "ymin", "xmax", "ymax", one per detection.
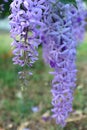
[{"xmin": 31, "ymin": 106, "xmax": 39, "ymax": 113}]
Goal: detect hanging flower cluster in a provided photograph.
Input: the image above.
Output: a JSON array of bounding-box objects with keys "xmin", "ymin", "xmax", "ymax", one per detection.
[
  {"xmin": 9, "ymin": 0, "xmax": 87, "ymax": 127},
  {"xmin": 9, "ymin": 0, "xmax": 49, "ymax": 78},
  {"xmin": 42, "ymin": 0, "xmax": 86, "ymax": 126}
]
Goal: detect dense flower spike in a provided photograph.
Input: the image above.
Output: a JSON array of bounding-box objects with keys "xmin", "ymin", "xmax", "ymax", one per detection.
[
  {"xmin": 9, "ymin": 0, "xmax": 48, "ymax": 78},
  {"xmin": 42, "ymin": 0, "xmax": 86, "ymax": 126},
  {"xmin": 10, "ymin": 0, "xmax": 87, "ymax": 127}
]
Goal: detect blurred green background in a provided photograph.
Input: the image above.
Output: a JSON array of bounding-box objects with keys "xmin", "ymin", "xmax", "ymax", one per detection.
[
  {"xmin": 0, "ymin": 1, "xmax": 87, "ymax": 130},
  {"xmin": 0, "ymin": 32, "xmax": 87, "ymax": 130}
]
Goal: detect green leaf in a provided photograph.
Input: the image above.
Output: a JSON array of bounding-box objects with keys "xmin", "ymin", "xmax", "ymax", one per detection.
[
  {"xmin": 60, "ymin": 0, "xmax": 77, "ymax": 6},
  {"xmin": 83, "ymin": 0, "xmax": 87, "ymax": 3}
]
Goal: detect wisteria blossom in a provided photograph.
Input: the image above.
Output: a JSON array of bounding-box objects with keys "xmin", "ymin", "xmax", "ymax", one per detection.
[
  {"xmin": 9, "ymin": 0, "xmax": 87, "ymax": 127},
  {"xmin": 41, "ymin": 2, "xmax": 77, "ymax": 126},
  {"xmin": 9, "ymin": 0, "xmax": 48, "ymax": 78},
  {"xmin": 70, "ymin": 0, "xmax": 87, "ymax": 42},
  {"xmin": 41, "ymin": 0, "xmax": 86, "ymax": 126}
]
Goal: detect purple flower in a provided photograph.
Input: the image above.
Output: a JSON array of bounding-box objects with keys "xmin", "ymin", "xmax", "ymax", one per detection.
[
  {"xmin": 42, "ymin": 1, "xmax": 79, "ymax": 126},
  {"xmin": 9, "ymin": 0, "xmax": 87, "ymax": 127},
  {"xmin": 70, "ymin": 0, "xmax": 87, "ymax": 42},
  {"xmin": 9, "ymin": 0, "xmax": 47, "ymax": 78},
  {"xmin": 4, "ymin": 0, "xmax": 8, "ymax": 2}
]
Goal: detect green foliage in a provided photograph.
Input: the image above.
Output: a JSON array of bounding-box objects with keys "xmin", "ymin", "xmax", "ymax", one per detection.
[
  {"xmin": 60, "ymin": 0, "xmax": 76, "ymax": 5},
  {"xmin": 84, "ymin": 0, "xmax": 87, "ymax": 2},
  {"xmin": 0, "ymin": 0, "xmax": 12, "ymax": 18}
]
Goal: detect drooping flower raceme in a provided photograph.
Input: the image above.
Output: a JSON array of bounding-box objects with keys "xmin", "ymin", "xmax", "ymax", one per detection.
[
  {"xmin": 42, "ymin": 0, "xmax": 86, "ymax": 126},
  {"xmin": 10, "ymin": 0, "xmax": 87, "ymax": 127},
  {"xmin": 42, "ymin": 2, "xmax": 78, "ymax": 126},
  {"xmin": 9, "ymin": 0, "xmax": 48, "ymax": 78}
]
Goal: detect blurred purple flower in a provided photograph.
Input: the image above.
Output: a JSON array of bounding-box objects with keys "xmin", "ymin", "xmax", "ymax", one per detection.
[
  {"xmin": 31, "ymin": 106, "xmax": 39, "ymax": 113},
  {"xmin": 4, "ymin": 0, "xmax": 8, "ymax": 2},
  {"xmin": 23, "ymin": 128, "xmax": 30, "ymax": 130}
]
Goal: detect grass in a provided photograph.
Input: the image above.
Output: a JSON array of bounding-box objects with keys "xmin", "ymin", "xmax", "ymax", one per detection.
[
  {"xmin": 0, "ymin": 32, "xmax": 12, "ymax": 54},
  {"xmin": 0, "ymin": 32, "xmax": 87, "ymax": 130},
  {"xmin": 77, "ymin": 34, "xmax": 87, "ymax": 62}
]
